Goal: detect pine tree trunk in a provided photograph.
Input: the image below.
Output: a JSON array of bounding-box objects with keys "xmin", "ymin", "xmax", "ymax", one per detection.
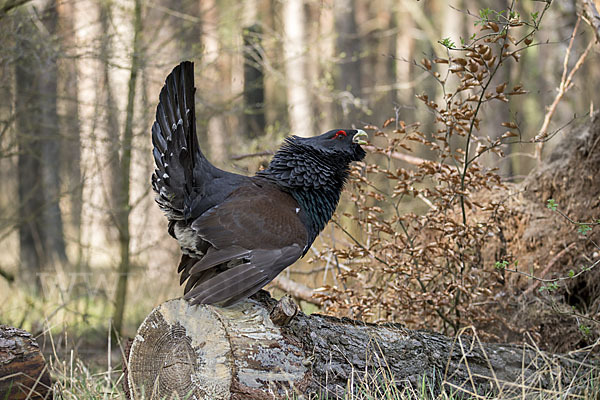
[
  {"xmin": 123, "ymin": 293, "xmax": 593, "ymax": 399},
  {"xmin": 99, "ymin": 0, "xmax": 121, "ymax": 219},
  {"xmin": 395, "ymin": 2, "xmax": 415, "ymax": 110}
]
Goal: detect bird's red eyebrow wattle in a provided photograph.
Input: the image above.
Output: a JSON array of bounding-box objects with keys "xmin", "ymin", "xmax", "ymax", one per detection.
[{"xmin": 332, "ymin": 130, "xmax": 347, "ymax": 139}]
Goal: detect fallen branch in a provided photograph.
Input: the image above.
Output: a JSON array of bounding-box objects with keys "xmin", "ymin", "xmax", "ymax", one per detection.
[{"xmin": 270, "ymin": 275, "xmax": 320, "ymax": 305}]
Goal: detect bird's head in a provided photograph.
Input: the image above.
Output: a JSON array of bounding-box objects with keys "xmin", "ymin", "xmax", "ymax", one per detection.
[
  {"xmin": 257, "ymin": 128, "xmax": 368, "ymax": 190},
  {"xmin": 293, "ymin": 129, "xmax": 368, "ymax": 162}
]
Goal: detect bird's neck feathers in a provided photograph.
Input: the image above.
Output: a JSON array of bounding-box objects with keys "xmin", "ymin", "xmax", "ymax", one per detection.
[{"xmin": 256, "ymin": 137, "xmax": 351, "ymax": 248}]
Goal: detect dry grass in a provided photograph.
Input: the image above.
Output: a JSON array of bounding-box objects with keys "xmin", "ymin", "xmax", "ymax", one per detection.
[{"xmin": 43, "ymin": 343, "xmax": 600, "ymax": 400}]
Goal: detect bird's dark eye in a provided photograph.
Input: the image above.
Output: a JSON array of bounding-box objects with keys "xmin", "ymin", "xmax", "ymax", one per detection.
[{"xmin": 332, "ymin": 130, "xmax": 347, "ymax": 140}]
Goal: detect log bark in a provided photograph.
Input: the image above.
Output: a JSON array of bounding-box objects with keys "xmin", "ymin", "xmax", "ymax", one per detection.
[
  {"xmin": 0, "ymin": 325, "xmax": 52, "ymax": 399},
  {"xmin": 124, "ymin": 292, "xmax": 594, "ymax": 399}
]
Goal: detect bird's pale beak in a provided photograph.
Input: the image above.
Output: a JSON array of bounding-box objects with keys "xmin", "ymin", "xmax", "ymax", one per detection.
[{"xmin": 352, "ymin": 130, "xmax": 368, "ymax": 145}]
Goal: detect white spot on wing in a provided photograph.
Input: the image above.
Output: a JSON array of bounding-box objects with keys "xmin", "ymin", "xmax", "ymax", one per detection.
[{"xmin": 295, "ymin": 208, "xmax": 300, "ymax": 213}]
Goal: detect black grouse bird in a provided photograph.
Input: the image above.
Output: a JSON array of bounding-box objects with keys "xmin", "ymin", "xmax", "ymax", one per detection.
[{"xmin": 151, "ymin": 61, "xmax": 367, "ymax": 306}]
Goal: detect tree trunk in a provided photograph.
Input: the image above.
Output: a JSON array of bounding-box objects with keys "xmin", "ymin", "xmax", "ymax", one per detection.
[
  {"xmin": 123, "ymin": 292, "xmax": 593, "ymax": 399},
  {"xmin": 0, "ymin": 325, "xmax": 52, "ymax": 400},
  {"xmin": 170, "ymin": 0, "xmax": 201, "ymax": 60},
  {"xmin": 334, "ymin": 0, "xmax": 361, "ymax": 119},
  {"xmin": 14, "ymin": 0, "xmax": 69, "ymax": 274},
  {"xmin": 16, "ymin": 8, "xmax": 48, "ymax": 289},
  {"xmin": 200, "ymin": 0, "xmax": 227, "ymax": 164},
  {"xmin": 395, "ymin": 1, "xmax": 415, "ymax": 112},
  {"xmin": 98, "ymin": 0, "xmax": 124, "ymax": 235},
  {"xmin": 113, "ymin": 0, "xmax": 143, "ymax": 337},
  {"xmin": 243, "ymin": 24, "xmax": 266, "ymax": 139},
  {"xmin": 283, "ymin": 0, "xmax": 312, "ymax": 137},
  {"xmin": 38, "ymin": 0, "xmax": 68, "ymax": 266},
  {"xmin": 57, "ymin": 0, "xmax": 83, "ymax": 266}
]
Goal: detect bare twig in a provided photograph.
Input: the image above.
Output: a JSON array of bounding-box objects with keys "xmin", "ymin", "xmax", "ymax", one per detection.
[
  {"xmin": 521, "ymin": 243, "xmax": 577, "ymax": 297},
  {"xmin": 580, "ymin": 0, "xmax": 600, "ymax": 43},
  {"xmin": 364, "ymin": 145, "xmax": 426, "ymax": 166},
  {"xmin": 505, "ymin": 255, "xmax": 600, "ymax": 290},
  {"xmin": 534, "ymin": 17, "xmax": 594, "ymax": 160},
  {"xmin": 364, "ymin": 145, "xmax": 457, "ymax": 171}
]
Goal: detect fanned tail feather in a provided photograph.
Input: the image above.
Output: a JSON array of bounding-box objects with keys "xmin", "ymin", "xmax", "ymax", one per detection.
[{"xmin": 151, "ymin": 61, "xmax": 206, "ymax": 220}]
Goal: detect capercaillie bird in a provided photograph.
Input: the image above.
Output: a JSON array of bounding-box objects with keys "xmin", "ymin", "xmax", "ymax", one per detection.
[{"xmin": 152, "ymin": 61, "xmax": 367, "ymax": 306}]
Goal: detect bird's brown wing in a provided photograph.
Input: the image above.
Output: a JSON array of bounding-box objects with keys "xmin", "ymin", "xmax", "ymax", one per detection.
[{"xmin": 182, "ymin": 181, "xmax": 307, "ymax": 306}]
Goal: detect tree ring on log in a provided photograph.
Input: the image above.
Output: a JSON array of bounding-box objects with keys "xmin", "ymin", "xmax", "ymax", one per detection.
[
  {"xmin": 127, "ymin": 298, "xmax": 310, "ymax": 399},
  {"xmin": 127, "ymin": 300, "xmax": 232, "ymax": 399}
]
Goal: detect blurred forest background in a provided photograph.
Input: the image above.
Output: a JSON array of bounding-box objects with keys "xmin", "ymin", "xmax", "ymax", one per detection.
[{"xmin": 1, "ymin": 0, "xmax": 599, "ymax": 371}]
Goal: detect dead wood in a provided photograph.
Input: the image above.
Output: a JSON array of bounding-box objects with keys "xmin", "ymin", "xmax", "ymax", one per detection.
[
  {"xmin": 123, "ymin": 293, "xmax": 594, "ymax": 400},
  {"xmin": 0, "ymin": 325, "xmax": 52, "ymax": 399}
]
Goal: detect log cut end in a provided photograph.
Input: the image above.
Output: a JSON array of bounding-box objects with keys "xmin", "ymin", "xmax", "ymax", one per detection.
[
  {"xmin": 127, "ymin": 299, "xmax": 232, "ymax": 399},
  {"xmin": 269, "ymin": 295, "xmax": 299, "ymax": 326},
  {"xmin": 126, "ymin": 296, "xmax": 308, "ymax": 400}
]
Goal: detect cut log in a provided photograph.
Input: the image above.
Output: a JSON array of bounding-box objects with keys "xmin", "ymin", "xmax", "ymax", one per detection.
[
  {"xmin": 124, "ymin": 292, "xmax": 595, "ymax": 399},
  {"xmin": 0, "ymin": 325, "xmax": 52, "ymax": 400}
]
